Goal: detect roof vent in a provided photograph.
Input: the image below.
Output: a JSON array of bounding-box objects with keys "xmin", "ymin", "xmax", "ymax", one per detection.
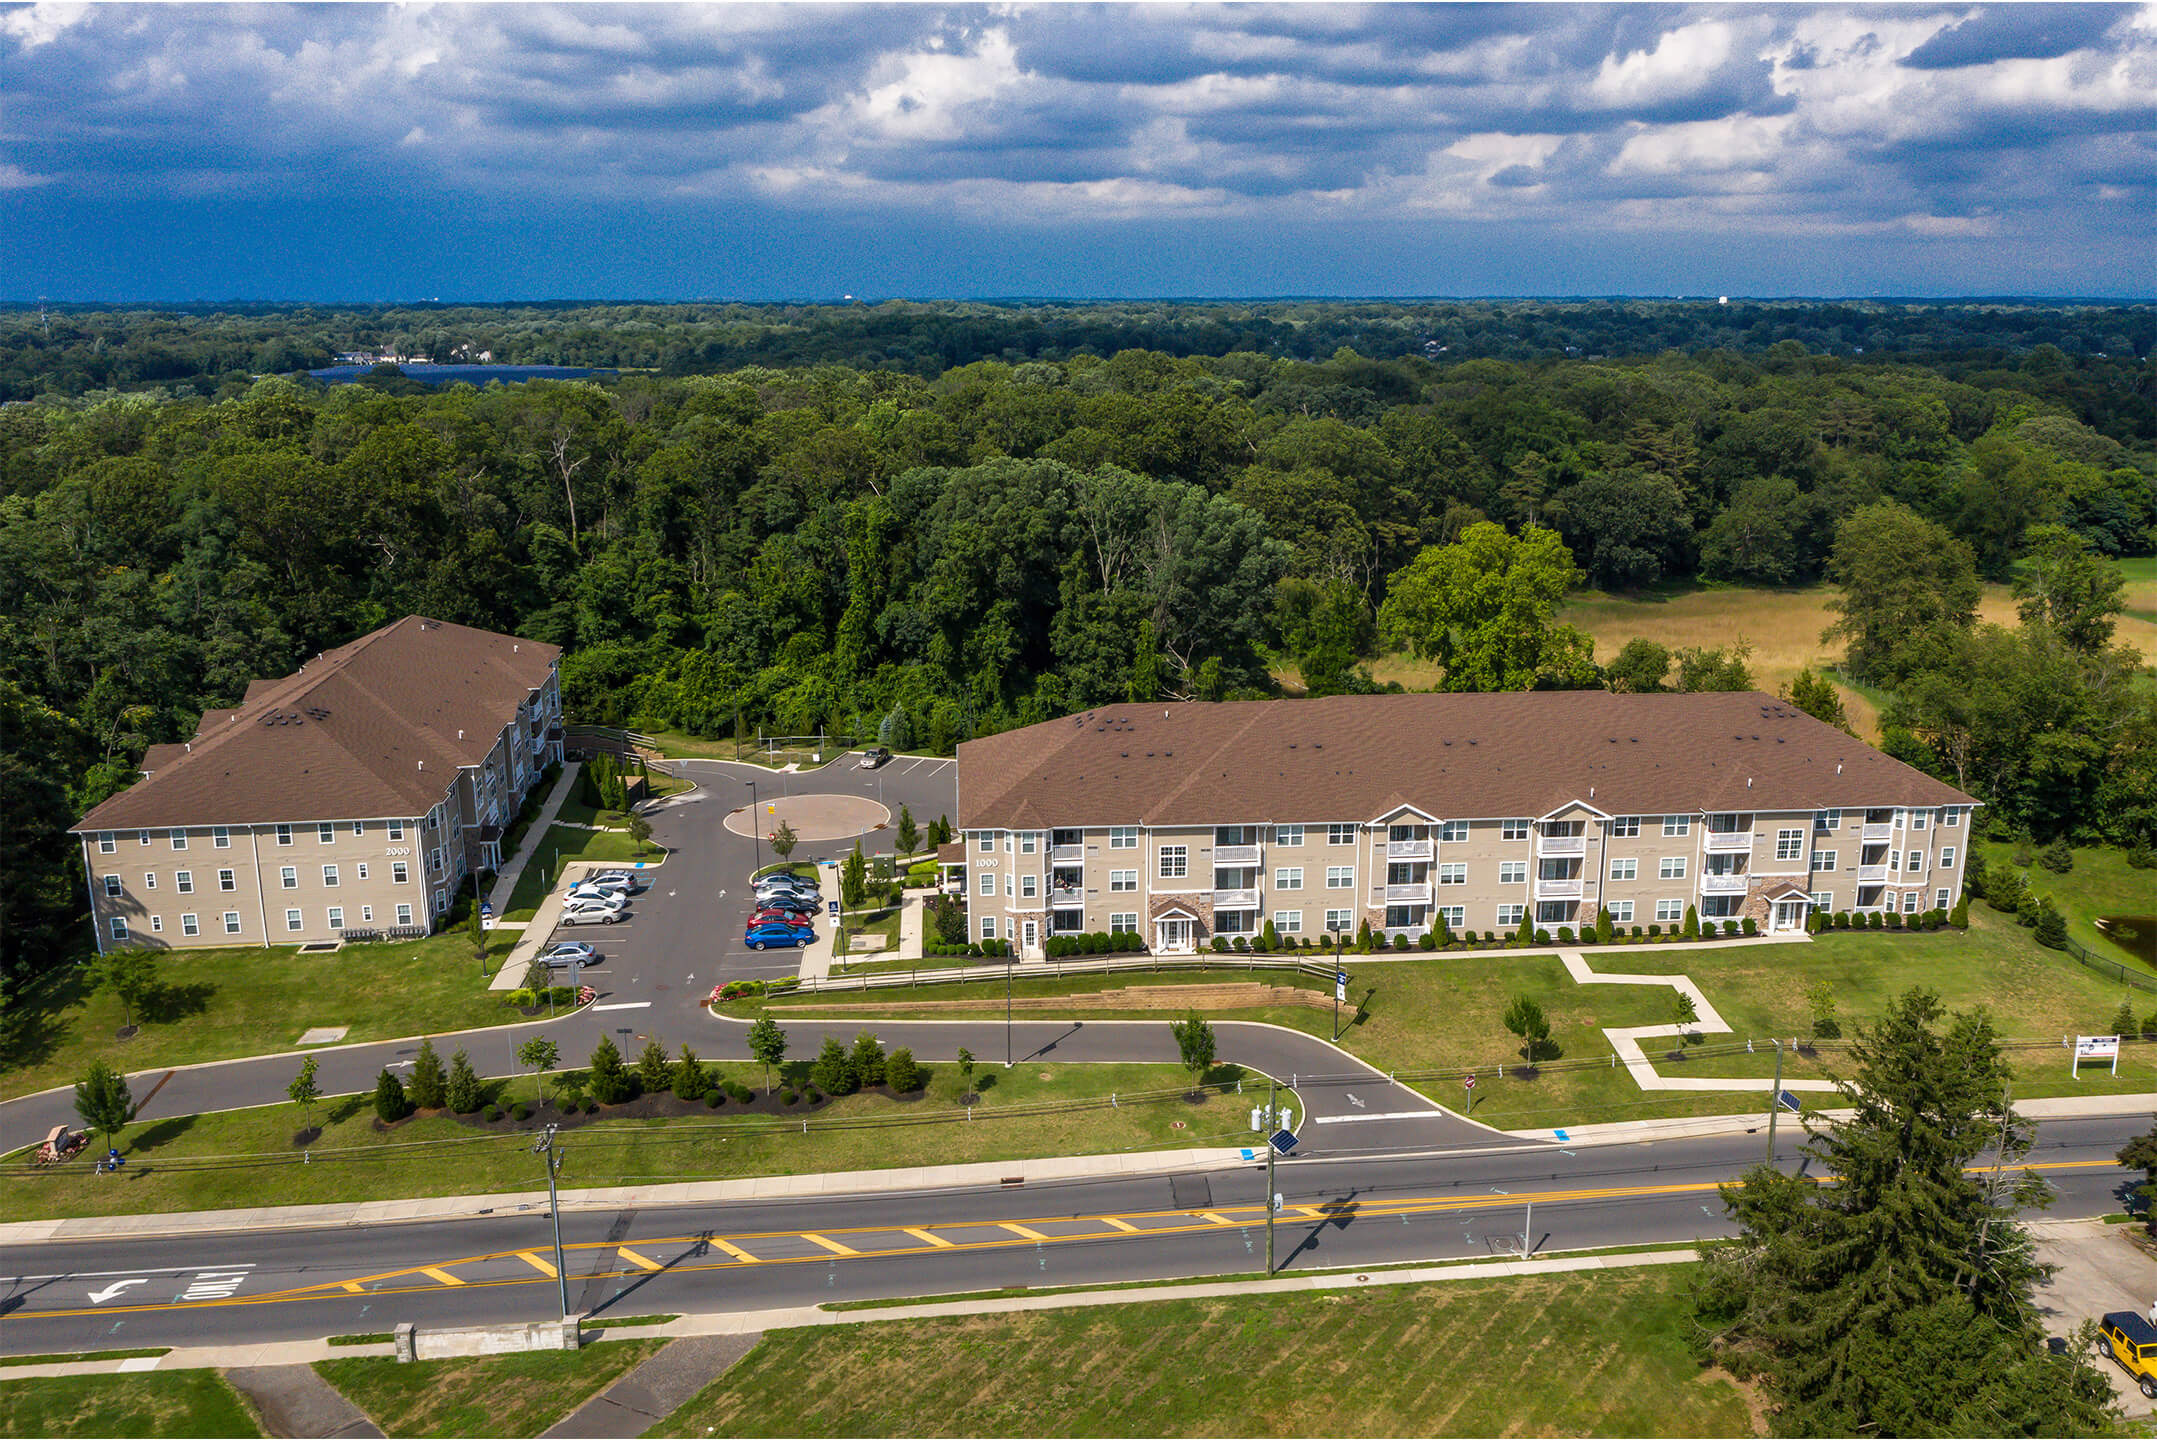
[
  {"xmin": 1837, "ymin": 762, "xmax": 1843, "ymax": 774},
  {"xmin": 458, "ymin": 729, "xmax": 465, "ymax": 741},
  {"xmin": 1163, "ymin": 710, "xmax": 1170, "ymax": 720},
  {"xmin": 1747, "ymin": 777, "xmax": 1754, "ymax": 788}
]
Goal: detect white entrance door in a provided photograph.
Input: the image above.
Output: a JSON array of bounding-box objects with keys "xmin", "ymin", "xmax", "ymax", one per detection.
[
  {"xmin": 1157, "ymin": 918, "xmax": 1192, "ymax": 953},
  {"xmin": 1772, "ymin": 900, "xmax": 1803, "ymax": 933},
  {"xmin": 1021, "ymin": 919, "xmax": 1038, "ymax": 957}
]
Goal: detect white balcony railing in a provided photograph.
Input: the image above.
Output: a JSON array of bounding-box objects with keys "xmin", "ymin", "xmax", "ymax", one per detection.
[
  {"xmin": 1049, "ymin": 844, "xmax": 1083, "ymax": 863},
  {"xmin": 1385, "ymin": 839, "xmax": 1434, "ymax": 861},
  {"xmin": 1704, "ymin": 832, "xmax": 1753, "ymax": 853},
  {"xmin": 1535, "ymin": 834, "xmax": 1586, "ymax": 856},
  {"xmin": 1533, "ymin": 877, "xmax": 1584, "ymax": 901},
  {"xmin": 1861, "ymin": 823, "xmax": 1893, "ymax": 842},
  {"xmin": 1700, "ymin": 874, "xmax": 1749, "ymax": 895},
  {"xmin": 1378, "ymin": 883, "xmax": 1432, "ymax": 905},
  {"xmin": 1211, "ymin": 889, "xmax": 1259, "ymax": 910},
  {"xmin": 1856, "ymin": 865, "xmax": 1889, "ymax": 884},
  {"xmin": 1050, "ymin": 888, "xmax": 1085, "ymax": 908},
  {"xmin": 1214, "ymin": 844, "xmax": 1261, "ymax": 866}
]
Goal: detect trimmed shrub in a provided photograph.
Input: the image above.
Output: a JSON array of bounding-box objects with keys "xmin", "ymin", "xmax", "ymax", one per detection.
[
  {"xmin": 707, "ymin": 1090, "xmax": 724, "ymax": 1108},
  {"xmin": 1630, "ymin": 925, "xmax": 1643, "ymax": 938},
  {"xmin": 1232, "ymin": 935, "xmax": 1251, "ymax": 953},
  {"xmin": 1866, "ymin": 910, "xmax": 1883, "ymax": 930},
  {"xmin": 2038, "ymin": 838, "xmax": 2075, "ymax": 874},
  {"xmin": 1833, "ymin": 911, "xmax": 1850, "ymax": 930},
  {"xmin": 1741, "ymin": 917, "xmax": 1757, "ymax": 936},
  {"xmin": 1681, "ymin": 904, "xmax": 1700, "ymax": 940},
  {"xmin": 1417, "ymin": 931, "xmax": 1437, "ymax": 951},
  {"xmin": 780, "ymin": 1089, "xmax": 798, "ymax": 1105},
  {"xmin": 1647, "ymin": 924, "xmax": 1661, "ymax": 937},
  {"xmin": 1722, "ymin": 919, "xmax": 1740, "ymax": 936},
  {"xmin": 511, "ymin": 1102, "xmax": 530, "ymax": 1122},
  {"xmin": 811, "ymin": 1036, "xmax": 858, "ymax": 1096},
  {"xmin": 1391, "ymin": 933, "xmax": 1410, "ymax": 950},
  {"xmin": 1532, "ymin": 928, "xmax": 1550, "ymax": 945},
  {"xmin": 885, "ymin": 1047, "xmax": 925, "ymax": 1093},
  {"xmin": 1886, "ymin": 910, "xmax": 1904, "ymax": 929},
  {"xmin": 373, "ymin": 1068, "xmax": 411, "ymax": 1123},
  {"xmin": 1211, "ymin": 935, "xmax": 1229, "ymax": 952},
  {"xmin": 482, "ymin": 1103, "xmax": 501, "ymax": 1122}
]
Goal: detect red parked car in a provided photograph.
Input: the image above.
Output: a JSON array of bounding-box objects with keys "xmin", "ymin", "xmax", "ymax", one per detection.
[{"xmin": 749, "ymin": 907, "xmax": 813, "ymax": 928}]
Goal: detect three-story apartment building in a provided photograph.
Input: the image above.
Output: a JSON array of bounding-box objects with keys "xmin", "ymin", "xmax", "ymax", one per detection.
[
  {"xmin": 956, "ymin": 692, "xmax": 1976, "ymax": 957},
  {"xmin": 73, "ymin": 616, "xmax": 562, "ymax": 951}
]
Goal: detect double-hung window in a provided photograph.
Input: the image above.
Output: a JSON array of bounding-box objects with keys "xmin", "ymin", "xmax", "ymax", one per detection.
[
  {"xmin": 1939, "ymin": 846, "xmax": 1956, "ymax": 870},
  {"xmin": 280, "ymin": 866, "xmax": 298, "ymax": 889},
  {"xmin": 1273, "ymin": 909, "xmax": 1304, "ymax": 934},
  {"xmin": 1609, "ymin": 816, "xmax": 1641, "ymax": 838},
  {"xmin": 1662, "ymin": 815, "xmax": 1691, "ymax": 837},
  {"xmin": 1109, "ymin": 913, "xmax": 1138, "ymax": 934},
  {"xmin": 1609, "ymin": 857, "xmax": 1637, "ymax": 881},
  {"xmin": 1109, "ymin": 826, "xmax": 1139, "ymax": 849},
  {"xmin": 317, "ymin": 822, "xmax": 334, "ymax": 844},
  {"xmin": 1325, "ymin": 865, "xmax": 1354, "ymax": 889},
  {"xmin": 1273, "ymin": 825, "xmax": 1304, "ymax": 847},
  {"xmin": 1775, "ymin": 829, "xmax": 1804, "ymax": 862},
  {"xmin": 978, "ymin": 872, "xmax": 995, "ymax": 897},
  {"xmin": 387, "ymin": 821, "xmax": 404, "ymax": 841},
  {"xmin": 1609, "ymin": 900, "xmax": 1635, "ymax": 922},
  {"xmin": 1655, "ymin": 898, "xmax": 1685, "ymax": 922},
  {"xmin": 223, "ymin": 911, "xmax": 242, "ymax": 934},
  {"xmin": 1812, "ymin": 851, "xmax": 1836, "ymax": 872},
  {"xmin": 322, "ymin": 865, "xmax": 339, "ymax": 887},
  {"xmin": 1324, "ymin": 908, "xmax": 1353, "ymax": 932},
  {"xmin": 1110, "ymin": 869, "xmax": 1137, "ymax": 892},
  {"xmin": 1496, "ymin": 903, "xmax": 1525, "ymax": 927},
  {"xmin": 213, "ymin": 826, "xmax": 231, "ymax": 848},
  {"xmin": 175, "ymin": 870, "xmax": 193, "ymax": 894},
  {"xmin": 170, "ymin": 828, "xmax": 188, "ymax": 850},
  {"xmin": 1437, "ymin": 905, "xmax": 1466, "ymax": 930},
  {"xmin": 285, "ymin": 909, "xmax": 303, "ymax": 932},
  {"xmin": 144, "ymin": 872, "xmax": 157, "ymax": 891},
  {"xmin": 275, "ymin": 824, "xmax": 292, "ymax": 846},
  {"xmin": 1158, "ymin": 846, "xmax": 1187, "ymax": 880},
  {"xmin": 977, "ymin": 832, "xmax": 996, "ymax": 853},
  {"xmin": 1659, "ymin": 856, "xmax": 1687, "ymax": 880},
  {"xmin": 1500, "ymin": 861, "xmax": 1527, "ymax": 885},
  {"xmin": 98, "ymin": 832, "xmax": 116, "ymax": 854},
  {"xmin": 1327, "ymin": 824, "xmax": 1357, "ymax": 846},
  {"xmin": 1815, "ymin": 809, "xmax": 1840, "ymax": 832},
  {"xmin": 102, "ymin": 874, "xmax": 121, "ymax": 898},
  {"xmin": 392, "ymin": 861, "xmax": 409, "ymax": 884},
  {"xmin": 1274, "ymin": 867, "xmax": 1303, "ymax": 890},
  {"xmin": 1439, "ymin": 820, "xmax": 1469, "ymax": 843},
  {"xmin": 1438, "ymin": 863, "xmax": 1467, "ymax": 886}
]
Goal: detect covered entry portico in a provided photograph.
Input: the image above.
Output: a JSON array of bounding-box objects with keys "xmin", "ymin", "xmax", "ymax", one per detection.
[
  {"xmin": 1153, "ymin": 904, "xmax": 1202, "ymax": 955},
  {"xmin": 1762, "ymin": 881, "xmax": 1813, "ymax": 934}
]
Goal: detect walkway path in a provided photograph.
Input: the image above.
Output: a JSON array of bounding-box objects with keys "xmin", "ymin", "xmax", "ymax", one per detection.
[
  {"xmin": 223, "ymin": 1363, "xmax": 383, "ymax": 1439},
  {"xmin": 486, "ymin": 762, "xmax": 582, "ymax": 915},
  {"xmin": 1557, "ymin": 948, "xmax": 1839, "ymax": 1095},
  {"xmin": 540, "ymin": 1334, "xmax": 760, "ymax": 1439}
]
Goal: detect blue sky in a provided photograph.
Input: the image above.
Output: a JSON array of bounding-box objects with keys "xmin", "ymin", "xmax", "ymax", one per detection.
[{"xmin": 4, "ymin": 3, "xmax": 2153, "ymax": 301}]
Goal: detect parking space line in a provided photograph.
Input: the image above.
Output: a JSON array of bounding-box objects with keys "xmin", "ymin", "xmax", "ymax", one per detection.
[
  {"xmin": 616, "ymin": 1247, "xmax": 663, "ymax": 1272},
  {"xmin": 709, "ymin": 1237, "xmax": 762, "ymax": 1263},
  {"xmin": 421, "ymin": 1267, "xmax": 466, "ymax": 1287},
  {"xmin": 515, "ymin": 1252, "xmax": 557, "ymax": 1277},
  {"xmin": 905, "ymin": 1228, "xmax": 953, "ymax": 1249},
  {"xmin": 801, "ymin": 1233, "xmax": 858, "ymax": 1256}
]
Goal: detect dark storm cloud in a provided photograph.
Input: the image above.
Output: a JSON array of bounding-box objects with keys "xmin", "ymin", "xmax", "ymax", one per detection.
[{"xmin": 1901, "ymin": 4, "xmax": 2137, "ymax": 69}]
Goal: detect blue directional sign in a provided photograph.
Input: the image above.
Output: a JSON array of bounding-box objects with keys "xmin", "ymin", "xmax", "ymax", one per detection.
[
  {"xmin": 1335, "ymin": 969, "xmax": 1348, "ymax": 1003},
  {"xmin": 828, "ymin": 900, "xmax": 841, "ymax": 916},
  {"xmin": 1776, "ymin": 1090, "xmax": 1803, "ymax": 1113},
  {"xmin": 1269, "ymin": 1129, "xmax": 1298, "ymax": 1155}
]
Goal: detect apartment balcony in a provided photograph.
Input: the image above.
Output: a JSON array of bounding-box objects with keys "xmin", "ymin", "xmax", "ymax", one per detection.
[
  {"xmin": 1049, "ymin": 844, "xmax": 1084, "ymax": 863},
  {"xmin": 1700, "ymin": 874, "xmax": 1750, "ymax": 896},
  {"xmin": 1535, "ymin": 834, "xmax": 1585, "ymax": 857},
  {"xmin": 1214, "ymin": 844, "xmax": 1262, "ymax": 866},
  {"xmin": 1533, "ymin": 877, "xmax": 1584, "ymax": 901},
  {"xmin": 1704, "ymin": 832, "xmax": 1753, "ymax": 854},
  {"xmin": 1855, "ymin": 864, "xmax": 1889, "ymax": 884},
  {"xmin": 1861, "ymin": 823, "xmax": 1894, "ymax": 842},
  {"xmin": 1375, "ymin": 882, "xmax": 1432, "ymax": 905},
  {"xmin": 1211, "ymin": 889, "xmax": 1259, "ymax": 911},
  {"xmin": 1049, "ymin": 887, "xmax": 1086, "ymax": 909},
  {"xmin": 1385, "ymin": 839, "xmax": 1434, "ymax": 861}
]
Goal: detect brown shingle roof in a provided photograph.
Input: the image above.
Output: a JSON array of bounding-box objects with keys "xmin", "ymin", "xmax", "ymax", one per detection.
[
  {"xmin": 74, "ymin": 617, "xmax": 559, "ymax": 831},
  {"xmin": 957, "ymin": 692, "xmax": 1976, "ymax": 829}
]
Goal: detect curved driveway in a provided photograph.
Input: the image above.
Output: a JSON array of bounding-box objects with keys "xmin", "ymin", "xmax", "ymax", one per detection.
[{"xmin": 2, "ymin": 754, "xmax": 1495, "ymax": 1155}]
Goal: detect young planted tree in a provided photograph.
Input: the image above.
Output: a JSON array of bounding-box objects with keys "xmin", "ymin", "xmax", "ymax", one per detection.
[
  {"xmin": 517, "ymin": 1035, "xmax": 560, "ymax": 1108},
  {"xmin": 87, "ymin": 948, "xmax": 158, "ymax": 1033},
  {"xmin": 408, "ymin": 1037, "xmax": 447, "ymax": 1110},
  {"xmin": 885, "ymin": 1047, "xmax": 925, "ymax": 1093},
  {"xmin": 747, "ymin": 1016, "xmax": 787, "ymax": 1094},
  {"xmin": 586, "ymin": 1035, "xmax": 632, "ymax": 1104},
  {"xmin": 1502, "ymin": 996, "xmax": 1553, "ymax": 1065},
  {"xmin": 627, "ymin": 813, "xmax": 654, "ymax": 856},
  {"xmin": 956, "ymin": 1046, "xmax": 977, "ymax": 1101},
  {"xmin": 635, "ymin": 1039, "xmax": 672, "ymax": 1096},
  {"xmin": 896, "ymin": 804, "xmax": 919, "ymax": 857},
  {"xmin": 841, "ymin": 841, "xmax": 868, "ymax": 910},
  {"xmin": 1681, "ymin": 903, "xmax": 1700, "ymax": 941},
  {"xmin": 849, "ymin": 1031, "xmax": 887, "ymax": 1088},
  {"xmin": 1594, "ymin": 906, "xmax": 1613, "ymax": 946},
  {"xmin": 373, "ymin": 1067, "xmax": 411, "ymax": 1123},
  {"xmin": 769, "ymin": 819, "xmax": 798, "ymax": 862},
  {"xmin": 674, "ymin": 1042, "xmax": 707, "ymax": 1100},
  {"xmin": 74, "ymin": 1060, "xmax": 133, "ymax": 1146},
  {"xmin": 446, "ymin": 1048, "xmax": 485, "ymax": 1113},
  {"xmin": 1807, "ymin": 981, "xmax": 1841, "ymax": 1040},
  {"xmin": 810, "ymin": 1035, "xmax": 857, "ymax": 1096},
  {"xmin": 1171, "ymin": 1013, "xmax": 1217, "ymax": 1093},
  {"xmin": 287, "ymin": 1054, "xmax": 322, "ymax": 1132},
  {"xmin": 1671, "ymin": 990, "xmax": 1701, "ymax": 1044}
]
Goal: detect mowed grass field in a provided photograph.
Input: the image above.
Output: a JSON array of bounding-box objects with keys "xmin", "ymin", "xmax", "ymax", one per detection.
[
  {"xmin": 663, "ymin": 1264, "xmax": 1756, "ymax": 1437},
  {"xmin": 0, "ymin": 1062, "xmax": 1236, "ymax": 1221},
  {"xmin": 0, "ymin": 930, "xmax": 524, "ymax": 1106},
  {"xmin": 317, "ymin": 1340, "xmax": 668, "ymax": 1439},
  {"xmin": 1311, "ymin": 568, "xmax": 2157, "ymax": 740},
  {"xmin": 0, "ymin": 1371, "xmax": 264, "ymax": 1439}
]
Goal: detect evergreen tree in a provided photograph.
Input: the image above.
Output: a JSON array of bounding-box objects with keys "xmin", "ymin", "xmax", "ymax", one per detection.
[
  {"xmin": 585, "ymin": 1035, "xmax": 632, "ymax": 1103},
  {"xmin": 408, "ymin": 1037, "xmax": 447, "ymax": 1109},
  {"xmin": 1516, "ymin": 910, "xmax": 1535, "ymax": 945},
  {"xmin": 445, "ymin": 1049, "xmax": 485, "ymax": 1113},
  {"xmin": 673, "ymin": 1041, "xmax": 707, "ymax": 1100},
  {"xmin": 896, "ymin": 804, "xmax": 918, "ymax": 856},
  {"xmin": 1594, "ymin": 905, "xmax": 1613, "ymax": 946},
  {"xmin": 842, "ymin": 841, "xmax": 867, "ymax": 909},
  {"xmin": 885, "ymin": 1047, "xmax": 925, "ymax": 1093},
  {"xmin": 1785, "ymin": 668, "xmax": 1855, "ymax": 735},
  {"xmin": 372, "ymin": 1067, "xmax": 411, "ymax": 1123},
  {"xmin": 1695, "ymin": 989, "xmax": 2115, "ymax": 1436},
  {"xmin": 1502, "ymin": 996, "xmax": 1552, "ymax": 1064},
  {"xmin": 635, "ymin": 1038, "xmax": 672, "ymax": 1096},
  {"xmin": 810, "ymin": 1035, "xmax": 857, "ymax": 1095},
  {"xmin": 1682, "ymin": 903, "xmax": 1700, "ymax": 940},
  {"xmin": 849, "ymin": 1031, "xmax": 887, "ymax": 1088}
]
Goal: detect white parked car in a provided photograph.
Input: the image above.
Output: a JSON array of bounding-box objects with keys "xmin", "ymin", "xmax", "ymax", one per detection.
[
  {"xmin": 566, "ymin": 880, "xmax": 632, "ymax": 905},
  {"xmin": 559, "ymin": 897, "xmax": 627, "ymax": 925}
]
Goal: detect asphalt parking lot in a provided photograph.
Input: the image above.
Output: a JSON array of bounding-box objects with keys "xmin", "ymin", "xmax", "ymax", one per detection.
[{"xmin": 535, "ymin": 752, "xmax": 959, "ymax": 1027}]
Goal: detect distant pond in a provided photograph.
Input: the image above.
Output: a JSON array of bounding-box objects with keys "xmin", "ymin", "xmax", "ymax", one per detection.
[
  {"xmin": 307, "ymin": 364, "xmax": 617, "ymax": 386},
  {"xmin": 2097, "ymin": 916, "xmax": 2157, "ymax": 966}
]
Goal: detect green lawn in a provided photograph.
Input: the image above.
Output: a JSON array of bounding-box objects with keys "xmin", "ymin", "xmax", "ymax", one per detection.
[
  {"xmin": 0, "ymin": 1371, "xmax": 264, "ymax": 1439},
  {"xmin": 1976, "ymin": 840, "xmax": 2155, "ymax": 968},
  {"xmin": 502, "ymin": 824, "xmax": 664, "ymax": 922},
  {"xmin": 772, "ymin": 912, "xmax": 2157, "ymax": 1131},
  {"xmin": 317, "ymin": 1340, "xmax": 666, "ymax": 1438},
  {"xmin": 660, "ymin": 1264, "xmax": 1754, "ymax": 1437},
  {"xmin": 0, "ymin": 1062, "xmax": 1251, "ymax": 1221},
  {"xmin": 0, "ymin": 930, "xmax": 523, "ymax": 1107}
]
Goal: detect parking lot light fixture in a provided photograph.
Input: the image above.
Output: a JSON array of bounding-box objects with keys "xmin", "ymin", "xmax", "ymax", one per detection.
[{"xmin": 745, "ymin": 779, "xmax": 763, "ymax": 869}]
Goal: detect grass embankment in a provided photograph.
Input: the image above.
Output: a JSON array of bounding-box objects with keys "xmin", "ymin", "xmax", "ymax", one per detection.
[
  {"xmin": 769, "ymin": 913, "xmax": 2157, "ymax": 1130},
  {"xmin": 1976, "ymin": 840, "xmax": 2156, "ymax": 969},
  {"xmin": 317, "ymin": 1340, "xmax": 667, "ymax": 1439},
  {"xmin": 502, "ymin": 825, "xmax": 663, "ymax": 922},
  {"xmin": 0, "ymin": 1063, "xmax": 1240, "ymax": 1221},
  {"xmin": 0, "ymin": 931, "xmax": 522, "ymax": 1106},
  {"xmin": 0, "ymin": 1371, "xmax": 264, "ymax": 1439},
  {"xmin": 665, "ymin": 1264, "xmax": 1754, "ymax": 1438}
]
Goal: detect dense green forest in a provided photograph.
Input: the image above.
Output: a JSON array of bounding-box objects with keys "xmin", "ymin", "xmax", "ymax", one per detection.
[{"xmin": 2, "ymin": 301, "xmax": 2153, "ymax": 993}]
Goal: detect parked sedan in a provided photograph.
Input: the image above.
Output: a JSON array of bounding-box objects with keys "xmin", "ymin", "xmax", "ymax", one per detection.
[
  {"xmin": 749, "ymin": 907, "xmax": 814, "ymax": 928},
  {"xmin": 537, "ymin": 941, "xmax": 598, "ymax": 966},
  {"xmin": 755, "ymin": 892, "xmax": 823, "ymax": 916},
  {"xmin": 754, "ymin": 884, "xmax": 821, "ymax": 906},
  {"xmin": 858, "ymin": 747, "xmax": 892, "ymax": 769},
  {"xmin": 559, "ymin": 901, "xmax": 626, "ymax": 926},
  {"xmin": 745, "ymin": 921, "xmax": 812, "ymax": 950},
  {"xmin": 754, "ymin": 873, "xmax": 820, "ymax": 893},
  {"xmin": 562, "ymin": 885, "xmax": 629, "ymax": 910},
  {"xmin": 586, "ymin": 870, "xmax": 648, "ymax": 894}
]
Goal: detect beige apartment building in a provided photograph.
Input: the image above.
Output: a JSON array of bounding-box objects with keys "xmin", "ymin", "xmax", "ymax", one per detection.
[
  {"xmin": 956, "ymin": 692, "xmax": 1977, "ymax": 957},
  {"xmin": 73, "ymin": 617, "xmax": 562, "ymax": 952}
]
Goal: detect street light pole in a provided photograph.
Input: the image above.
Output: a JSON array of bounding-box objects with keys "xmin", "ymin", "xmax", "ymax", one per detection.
[
  {"xmin": 745, "ymin": 780, "xmax": 762, "ymax": 871},
  {"xmin": 1265, "ymin": 1075, "xmax": 1278, "ymax": 1275},
  {"xmin": 1005, "ymin": 956, "xmax": 1013, "ymax": 1069},
  {"xmin": 1766, "ymin": 1038, "xmax": 1783, "ymax": 1164},
  {"xmin": 534, "ymin": 1125, "xmax": 570, "ymax": 1319}
]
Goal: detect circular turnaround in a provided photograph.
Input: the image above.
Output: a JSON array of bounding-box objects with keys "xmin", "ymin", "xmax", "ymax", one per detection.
[{"xmin": 725, "ymin": 792, "xmax": 890, "ymax": 844}]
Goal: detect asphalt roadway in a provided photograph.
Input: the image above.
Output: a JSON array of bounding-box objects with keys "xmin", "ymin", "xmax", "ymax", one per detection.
[{"xmin": 1, "ymin": 1116, "xmax": 2141, "ymax": 1353}]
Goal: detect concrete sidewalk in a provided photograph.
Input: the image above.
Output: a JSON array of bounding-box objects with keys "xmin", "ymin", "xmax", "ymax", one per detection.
[{"xmin": 486, "ymin": 762, "xmax": 583, "ymax": 917}]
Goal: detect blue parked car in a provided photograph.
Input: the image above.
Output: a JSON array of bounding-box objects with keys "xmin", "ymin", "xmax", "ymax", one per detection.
[{"xmin": 745, "ymin": 921, "xmax": 812, "ymax": 951}]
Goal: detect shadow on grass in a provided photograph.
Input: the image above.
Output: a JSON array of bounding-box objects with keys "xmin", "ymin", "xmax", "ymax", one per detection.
[
  {"xmin": 0, "ymin": 965, "xmax": 94, "ymax": 1074},
  {"xmin": 140, "ymin": 981, "xmax": 214, "ymax": 1026},
  {"xmin": 127, "ymin": 1113, "xmax": 199, "ymax": 1153}
]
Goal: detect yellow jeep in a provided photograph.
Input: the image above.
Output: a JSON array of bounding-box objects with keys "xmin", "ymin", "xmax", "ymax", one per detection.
[{"xmin": 2098, "ymin": 1312, "xmax": 2157, "ymax": 1397}]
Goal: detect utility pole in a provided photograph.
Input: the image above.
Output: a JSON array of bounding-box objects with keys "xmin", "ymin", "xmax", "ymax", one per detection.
[
  {"xmin": 1765, "ymin": 1038, "xmax": 1783, "ymax": 1164},
  {"xmin": 745, "ymin": 780, "xmax": 762, "ymax": 870},
  {"xmin": 1265, "ymin": 1075, "xmax": 1278, "ymax": 1275},
  {"xmin": 534, "ymin": 1125, "xmax": 570, "ymax": 1319},
  {"xmin": 1005, "ymin": 955, "xmax": 1013, "ymax": 1069}
]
